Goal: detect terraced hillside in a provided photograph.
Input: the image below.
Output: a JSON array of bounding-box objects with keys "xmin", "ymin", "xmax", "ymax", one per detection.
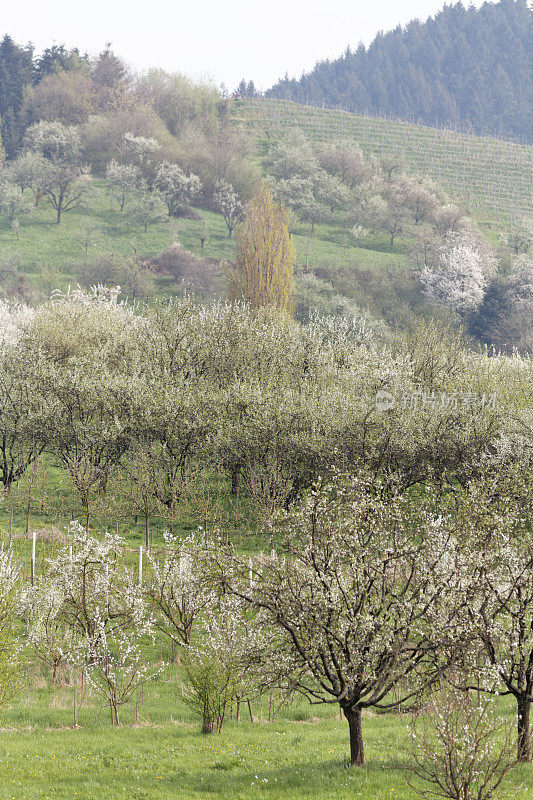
[{"xmin": 232, "ymin": 99, "xmax": 532, "ymax": 222}]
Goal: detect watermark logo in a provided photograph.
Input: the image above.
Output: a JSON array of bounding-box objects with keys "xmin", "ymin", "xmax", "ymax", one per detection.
[
  {"xmin": 375, "ymin": 390, "xmax": 396, "ymax": 412},
  {"xmin": 375, "ymin": 390, "xmax": 498, "ymax": 413}
]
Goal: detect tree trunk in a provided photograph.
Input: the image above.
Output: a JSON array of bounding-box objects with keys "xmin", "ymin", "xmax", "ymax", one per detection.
[
  {"xmin": 202, "ymin": 700, "xmax": 213, "ymax": 733},
  {"xmin": 109, "ymin": 698, "xmax": 119, "ymax": 726},
  {"xmin": 230, "ymin": 465, "xmax": 240, "ymax": 495},
  {"xmin": 517, "ymin": 695, "xmax": 531, "ymax": 762},
  {"xmin": 343, "ymin": 706, "xmax": 365, "ymax": 766}
]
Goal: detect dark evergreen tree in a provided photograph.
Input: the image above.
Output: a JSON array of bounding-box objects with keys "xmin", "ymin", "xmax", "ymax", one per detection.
[
  {"xmin": 0, "ymin": 35, "xmax": 34, "ymax": 156},
  {"xmin": 89, "ymin": 45, "xmax": 129, "ymax": 110},
  {"xmin": 91, "ymin": 45, "xmax": 127, "ymax": 90},
  {"xmin": 468, "ymin": 277, "xmax": 511, "ymax": 347},
  {"xmin": 246, "ymin": 80, "xmax": 258, "ymax": 98},
  {"xmin": 235, "ymin": 79, "xmax": 248, "ymax": 97},
  {"xmin": 35, "ymin": 45, "xmax": 89, "ymax": 79}
]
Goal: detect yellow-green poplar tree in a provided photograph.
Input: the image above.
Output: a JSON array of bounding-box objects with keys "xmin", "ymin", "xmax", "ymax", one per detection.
[{"xmin": 228, "ymin": 185, "xmax": 294, "ymax": 314}]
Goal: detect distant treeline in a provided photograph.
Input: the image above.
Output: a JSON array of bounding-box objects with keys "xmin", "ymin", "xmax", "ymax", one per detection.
[
  {"xmin": 266, "ymin": 0, "xmax": 532, "ymax": 142},
  {"xmin": 0, "ymin": 38, "xmax": 227, "ymax": 157},
  {"xmin": 0, "ymin": 36, "xmax": 261, "ymax": 206}
]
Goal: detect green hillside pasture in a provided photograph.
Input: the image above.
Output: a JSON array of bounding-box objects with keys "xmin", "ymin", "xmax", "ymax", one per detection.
[
  {"xmin": 0, "ymin": 181, "xmax": 411, "ymax": 301},
  {"xmin": 0, "ymin": 182, "xmax": 234, "ymax": 290}
]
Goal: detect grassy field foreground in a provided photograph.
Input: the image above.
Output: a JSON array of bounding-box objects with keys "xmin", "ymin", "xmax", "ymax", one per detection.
[{"xmin": 0, "ymin": 682, "xmax": 531, "ymax": 800}]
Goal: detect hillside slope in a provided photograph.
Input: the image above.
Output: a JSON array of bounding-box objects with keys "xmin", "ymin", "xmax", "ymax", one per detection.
[{"xmin": 232, "ymin": 98, "xmax": 533, "ymax": 222}]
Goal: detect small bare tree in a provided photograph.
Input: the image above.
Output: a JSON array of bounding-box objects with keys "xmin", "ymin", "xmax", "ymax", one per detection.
[
  {"xmin": 408, "ymin": 688, "xmax": 517, "ymax": 800},
  {"xmin": 76, "ymin": 222, "xmax": 100, "ymax": 254}
]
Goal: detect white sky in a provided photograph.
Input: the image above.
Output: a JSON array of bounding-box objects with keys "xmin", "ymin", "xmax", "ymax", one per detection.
[{"xmin": 2, "ymin": 0, "xmax": 490, "ymax": 91}]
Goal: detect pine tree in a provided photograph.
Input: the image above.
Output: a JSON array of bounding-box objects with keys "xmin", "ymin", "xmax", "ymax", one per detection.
[
  {"xmin": 267, "ymin": 0, "xmax": 532, "ymax": 141},
  {"xmin": 228, "ymin": 185, "xmax": 294, "ymax": 314},
  {"xmin": 236, "ymin": 79, "xmax": 247, "ymax": 97},
  {"xmin": 34, "ymin": 45, "xmax": 89, "ymax": 79},
  {"xmin": 0, "ymin": 35, "xmax": 34, "ymax": 156}
]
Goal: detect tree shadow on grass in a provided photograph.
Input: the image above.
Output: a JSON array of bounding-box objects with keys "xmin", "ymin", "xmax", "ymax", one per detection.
[{"xmin": 165, "ymin": 754, "xmax": 410, "ymax": 798}]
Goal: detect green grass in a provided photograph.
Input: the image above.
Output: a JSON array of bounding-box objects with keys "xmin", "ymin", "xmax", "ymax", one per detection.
[
  {"xmin": 1, "ymin": 186, "xmax": 168, "ymax": 272},
  {"xmin": 0, "ymin": 182, "xmax": 234, "ymax": 290},
  {"xmin": 0, "ymin": 453, "xmax": 271, "ymax": 573},
  {"xmin": 1, "ymin": 182, "xmax": 408, "ymax": 275},
  {"xmin": 290, "ymin": 221, "xmax": 411, "ymax": 272},
  {"xmin": 0, "ymin": 180, "xmax": 416, "ymax": 309},
  {"xmin": 0, "ymin": 153, "xmax": 508, "ymax": 332},
  {"xmin": 232, "ymin": 98, "xmax": 533, "ymax": 222},
  {"xmin": 0, "ymin": 679, "xmax": 531, "ymax": 800}
]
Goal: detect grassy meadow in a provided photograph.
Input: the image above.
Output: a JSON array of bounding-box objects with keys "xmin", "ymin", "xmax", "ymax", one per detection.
[
  {"xmin": 0, "ymin": 179, "xmax": 412, "ymax": 280},
  {"xmin": 0, "ymin": 670, "xmax": 531, "ymax": 800},
  {"xmin": 0, "ymin": 176, "xmax": 501, "ymax": 333}
]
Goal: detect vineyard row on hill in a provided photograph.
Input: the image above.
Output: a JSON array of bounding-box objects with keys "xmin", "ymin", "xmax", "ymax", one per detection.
[{"xmin": 232, "ymin": 99, "xmax": 532, "ymax": 222}]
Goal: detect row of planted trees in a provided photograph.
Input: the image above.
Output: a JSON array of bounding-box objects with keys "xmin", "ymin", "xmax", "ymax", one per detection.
[{"xmin": 1, "ymin": 286, "xmax": 530, "ymax": 535}]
